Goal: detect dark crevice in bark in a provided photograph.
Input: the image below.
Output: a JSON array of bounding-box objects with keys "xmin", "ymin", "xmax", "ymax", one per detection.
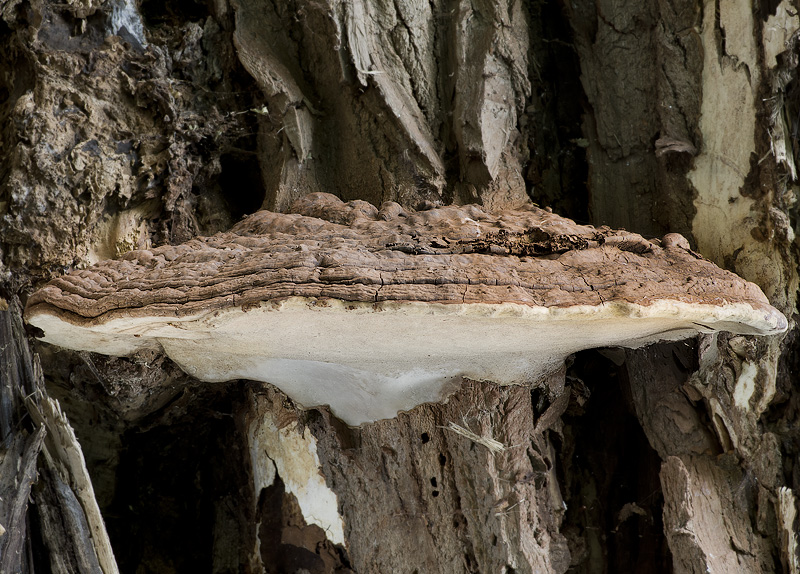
[
  {"xmin": 560, "ymin": 350, "xmax": 672, "ymax": 573},
  {"xmin": 768, "ymin": 325, "xmax": 800, "ymax": 493},
  {"xmin": 0, "ymin": 16, "xmax": 36, "ymax": 292},
  {"xmin": 525, "ymin": 0, "xmax": 589, "ymax": 223},
  {"xmin": 436, "ymin": 0, "xmax": 460, "ymax": 203},
  {"xmin": 104, "ymin": 384, "xmax": 250, "ymax": 573},
  {"xmin": 218, "ymin": 150, "xmax": 267, "ymax": 220},
  {"xmin": 257, "ymin": 475, "xmax": 351, "ymax": 574},
  {"xmin": 139, "ymin": 0, "xmax": 207, "ymax": 30}
]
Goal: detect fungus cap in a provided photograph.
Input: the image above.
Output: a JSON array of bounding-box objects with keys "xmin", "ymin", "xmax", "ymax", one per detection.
[{"xmin": 25, "ymin": 193, "xmax": 787, "ymax": 425}]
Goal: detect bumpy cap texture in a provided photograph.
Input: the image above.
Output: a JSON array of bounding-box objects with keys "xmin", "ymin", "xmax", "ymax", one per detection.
[{"xmin": 25, "ymin": 193, "xmax": 785, "ymax": 329}]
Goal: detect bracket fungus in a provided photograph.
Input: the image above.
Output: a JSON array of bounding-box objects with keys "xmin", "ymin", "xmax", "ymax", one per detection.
[{"xmin": 25, "ymin": 193, "xmax": 787, "ymax": 425}]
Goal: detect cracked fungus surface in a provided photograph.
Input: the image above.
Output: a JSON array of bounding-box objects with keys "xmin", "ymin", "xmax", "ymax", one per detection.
[{"xmin": 25, "ymin": 193, "xmax": 787, "ymax": 425}]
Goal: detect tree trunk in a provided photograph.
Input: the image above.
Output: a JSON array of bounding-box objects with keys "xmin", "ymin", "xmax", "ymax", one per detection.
[{"xmin": 1, "ymin": 0, "xmax": 798, "ymax": 572}]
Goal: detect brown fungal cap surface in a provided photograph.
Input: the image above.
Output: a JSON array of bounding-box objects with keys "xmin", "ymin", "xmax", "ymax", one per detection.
[{"xmin": 26, "ymin": 193, "xmax": 787, "ymax": 425}]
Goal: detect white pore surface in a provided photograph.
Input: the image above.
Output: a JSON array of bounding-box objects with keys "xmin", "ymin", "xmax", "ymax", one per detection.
[{"xmin": 30, "ymin": 297, "xmax": 787, "ymax": 426}]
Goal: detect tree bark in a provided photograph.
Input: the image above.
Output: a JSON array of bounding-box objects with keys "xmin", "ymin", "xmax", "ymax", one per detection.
[{"xmin": 1, "ymin": 0, "xmax": 799, "ymax": 572}]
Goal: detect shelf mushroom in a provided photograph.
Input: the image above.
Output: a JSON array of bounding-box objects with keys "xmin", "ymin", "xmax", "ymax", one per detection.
[{"xmin": 25, "ymin": 193, "xmax": 787, "ymax": 425}]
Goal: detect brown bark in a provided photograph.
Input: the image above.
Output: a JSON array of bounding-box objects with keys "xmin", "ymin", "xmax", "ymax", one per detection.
[{"xmin": 242, "ymin": 378, "xmax": 571, "ymax": 573}]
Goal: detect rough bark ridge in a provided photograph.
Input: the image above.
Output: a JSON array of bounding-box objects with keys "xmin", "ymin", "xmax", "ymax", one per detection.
[
  {"xmin": 1, "ymin": 0, "xmax": 799, "ymax": 573},
  {"xmin": 564, "ymin": 0, "xmax": 702, "ymax": 239},
  {"xmin": 245, "ymin": 377, "xmax": 571, "ymax": 573},
  {"xmin": 564, "ymin": 1, "xmax": 800, "ymax": 571},
  {"xmin": 230, "ymin": 0, "xmax": 532, "ymax": 211}
]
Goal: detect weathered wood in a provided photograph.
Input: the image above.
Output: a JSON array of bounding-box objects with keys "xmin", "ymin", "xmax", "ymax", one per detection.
[
  {"xmin": 27, "ymin": 394, "xmax": 119, "ymax": 574},
  {"xmin": 0, "ymin": 429, "xmax": 43, "ymax": 574},
  {"xmin": 0, "ymin": 298, "xmax": 118, "ymax": 573},
  {"xmin": 0, "ymin": 298, "xmax": 42, "ymax": 574},
  {"xmin": 624, "ymin": 340, "xmax": 797, "ymax": 573},
  {"xmin": 35, "ymin": 464, "xmax": 105, "ymax": 574}
]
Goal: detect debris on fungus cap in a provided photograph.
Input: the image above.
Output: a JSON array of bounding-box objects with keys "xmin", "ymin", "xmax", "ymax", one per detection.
[{"xmin": 25, "ymin": 193, "xmax": 788, "ymax": 426}]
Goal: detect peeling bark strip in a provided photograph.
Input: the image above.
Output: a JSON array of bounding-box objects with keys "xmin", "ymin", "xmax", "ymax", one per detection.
[{"xmin": 24, "ymin": 193, "xmax": 785, "ymax": 425}]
